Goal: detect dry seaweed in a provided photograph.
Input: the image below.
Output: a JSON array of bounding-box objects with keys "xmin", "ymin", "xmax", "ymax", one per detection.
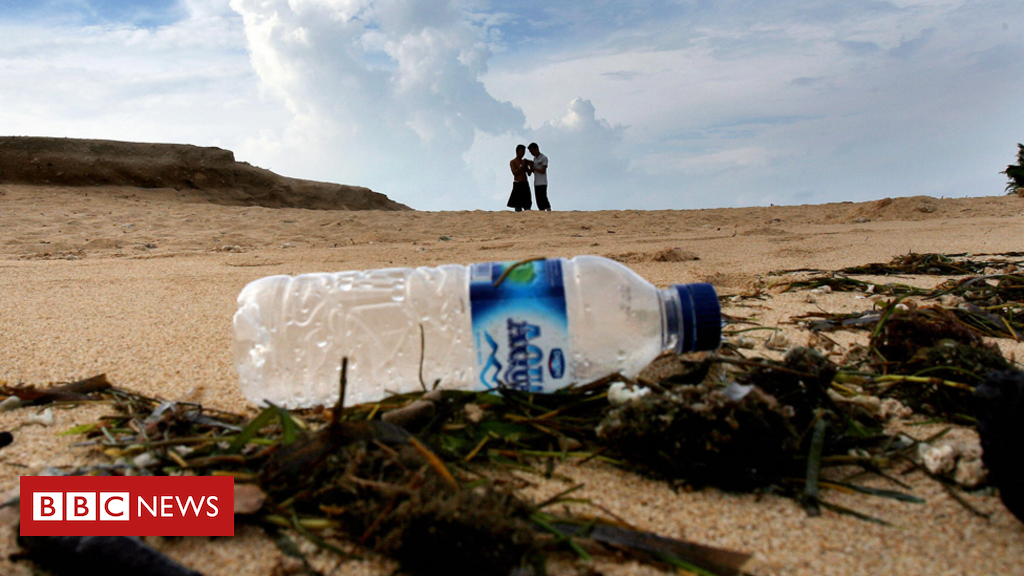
[
  {"xmin": 39, "ymin": 365, "xmax": 751, "ymax": 576},
  {"xmin": 778, "ymin": 253, "xmax": 1024, "ymax": 340},
  {"xmin": 837, "ymin": 253, "xmax": 1019, "ymax": 276},
  {"xmin": 795, "ymin": 301, "xmax": 1014, "ymax": 422},
  {"xmin": 779, "ymin": 276, "xmax": 928, "ymax": 297},
  {"xmin": 777, "ymin": 252, "xmax": 1024, "ymax": 278},
  {"xmin": 596, "ymin": 379, "xmax": 801, "ymax": 490},
  {"xmin": 30, "ymin": 333, "xmax": 981, "ymax": 573},
  {"xmin": 871, "ymin": 306, "xmax": 1012, "ymax": 377},
  {"xmin": 770, "ymin": 254, "xmax": 1024, "ymax": 423}
]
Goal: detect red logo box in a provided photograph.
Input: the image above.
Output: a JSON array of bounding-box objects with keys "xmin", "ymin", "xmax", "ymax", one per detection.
[{"xmin": 20, "ymin": 476, "xmax": 234, "ymax": 536}]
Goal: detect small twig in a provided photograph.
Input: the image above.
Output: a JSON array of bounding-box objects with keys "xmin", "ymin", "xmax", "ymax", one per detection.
[
  {"xmin": 407, "ymin": 436, "xmax": 459, "ymax": 489},
  {"xmin": 463, "ymin": 436, "xmax": 490, "ymax": 463},
  {"xmin": 332, "ymin": 357, "xmax": 348, "ymax": 421},
  {"xmin": 873, "ymin": 375, "xmax": 975, "ymax": 393},
  {"xmin": 418, "ymin": 324, "xmax": 428, "ymax": 392},
  {"xmin": 536, "ymin": 483, "xmax": 586, "ymax": 510}
]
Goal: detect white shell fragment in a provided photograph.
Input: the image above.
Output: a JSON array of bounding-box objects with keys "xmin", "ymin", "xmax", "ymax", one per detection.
[
  {"xmin": 132, "ymin": 453, "xmax": 159, "ymax": 469},
  {"xmin": 920, "ymin": 443, "xmax": 957, "ymax": 475},
  {"xmin": 878, "ymin": 398, "xmax": 913, "ymax": 420},
  {"xmin": 26, "ymin": 408, "xmax": 55, "ymax": 427},
  {"xmin": 765, "ymin": 332, "xmax": 789, "ymax": 350},
  {"xmin": 722, "ymin": 382, "xmax": 754, "ymax": 402},
  {"xmin": 608, "ymin": 382, "xmax": 651, "ymax": 406}
]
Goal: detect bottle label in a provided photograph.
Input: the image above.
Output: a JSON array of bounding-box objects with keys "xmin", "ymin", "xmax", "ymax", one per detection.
[{"xmin": 469, "ymin": 259, "xmax": 570, "ymax": 393}]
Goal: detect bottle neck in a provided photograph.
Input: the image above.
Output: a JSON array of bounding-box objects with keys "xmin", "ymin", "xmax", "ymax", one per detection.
[
  {"xmin": 659, "ymin": 284, "xmax": 722, "ymax": 354},
  {"xmin": 660, "ymin": 288, "xmax": 683, "ymax": 353}
]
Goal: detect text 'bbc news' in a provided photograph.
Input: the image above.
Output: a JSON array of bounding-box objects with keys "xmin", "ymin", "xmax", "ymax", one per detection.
[{"xmin": 20, "ymin": 475, "xmax": 234, "ymax": 536}]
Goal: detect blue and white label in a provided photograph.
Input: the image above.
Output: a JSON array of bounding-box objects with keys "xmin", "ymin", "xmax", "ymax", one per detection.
[{"xmin": 470, "ymin": 259, "xmax": 571, "ymax": 392}]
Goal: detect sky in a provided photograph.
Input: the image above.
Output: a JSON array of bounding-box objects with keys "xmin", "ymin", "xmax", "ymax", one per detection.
[{"xmin": 1, "ymin": 0, "xmax": 1022, "ymax": 211}]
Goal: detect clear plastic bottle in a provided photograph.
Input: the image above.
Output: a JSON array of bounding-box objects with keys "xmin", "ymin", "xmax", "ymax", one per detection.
[{"xmin": 233, "ymin": 256, "xmax": 721, "ymax": 409}]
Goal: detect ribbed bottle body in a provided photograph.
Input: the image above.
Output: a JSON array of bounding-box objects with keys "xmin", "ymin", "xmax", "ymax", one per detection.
[
  {"xmin": 233, "ymin": 256, "xmax": 718, "ymax": 408},
  {"xmin": 234, "ymin": 265, "xmax": 474, "ymax": 408}
]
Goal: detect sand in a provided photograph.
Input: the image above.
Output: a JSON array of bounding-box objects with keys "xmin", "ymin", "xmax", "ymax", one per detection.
[{"xmin": 2, "ymin": 175, "xmax": 1024, "ymax": 574}]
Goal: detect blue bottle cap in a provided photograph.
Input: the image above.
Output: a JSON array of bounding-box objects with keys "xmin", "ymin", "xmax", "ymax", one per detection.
[{"xmin": 673, "ymin": 283, "xmax": 722, "ymax": 353}]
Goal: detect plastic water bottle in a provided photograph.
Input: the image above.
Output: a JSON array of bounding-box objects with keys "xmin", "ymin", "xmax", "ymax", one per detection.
[{"xmin": 233, "ymin": 256, "xmax": 721, "ymax": 409}]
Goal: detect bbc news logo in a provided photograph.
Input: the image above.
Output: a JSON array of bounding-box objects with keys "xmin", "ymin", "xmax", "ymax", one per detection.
[{"xmin": 21, "ymin": 476, "xmax": 234, "ymax": 536}]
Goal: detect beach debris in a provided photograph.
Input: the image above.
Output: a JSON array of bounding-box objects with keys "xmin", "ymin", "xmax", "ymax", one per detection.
[
  {"xmin": 974, "ymin": 371, "xmax": 1024, "ymax": 521},
  {"xmin": 862, "ymin": 305, "xmax": 1011, "ymax": 421},
  {"xmin": 375, "ymin": 481, "xmax": 540, "ymax": 576},
  {"xmin": 0, "ymin": 374, "xmax": 111, "ymax": 406},
  {"xmin": 463, "ymin": 402, "xmax": 485, "ymax": 423},
  {"xmin": 0, "ymin": 432, "xmax": 13, "ymax": 449},
  {"xmin": 871, "ymin": 306, "xmax": 1008, "ymax": 374},
  {"xmin": 544, "ymin": 521, "xmax": 752, "ymax": 576},
  {"xmin": 606, "ymin": 382, "xmax": 650, "ymax": 405},
  {"xmin": 596, "ymin": 379, "xmax": 801, "ymax": 490},
  {"xmin": 380, "ymin": 398, "xmax": 435, "ymax": 427},
  {"xmin": 774, "ymin": 255, "xmax": 1024, "ymax": 424},
  {"xmin": 131, "ymin": 452, "xmax": 159, "ymax": 469},
  {"xmin": 25, "ymin": 408, "xmax": 55, "ymax": 427},
  {"xmin": 878, "ymin": 397, "xmax": 913, "ymax": 420},
  {"xmin": 955, "ymin": 454, "xmax": 988, "ymax": 488},
  {"xmin": 45, "ymin": 362, "xmax": 756, "ymax": 576},
  {"xmin": 0, "ymin": 396, "xmax": 22, "ymax": 412},
  {"xmin": 741, "ymin": 347, "xmax": 839, "ymax": 429},
  {"xmin": 919, "ymin": 443, "xmax": 957, "ymax": 475},
  {"xmin": 16, "ymin": 534, "xmax": 205, "ymax": 576},
  {"xmin": 764, "ymin": 331, "xmax": 790, "ymax": 350},
  {"xmin": 654, "ymin": 247, "xmax": 699, "ymax": 262},
  {"xmin": 234, "ymin": 483, "xmax": 268, "ymax": 515},
  {"xmin": 608, "ymin": 247, "xmax": 699, "ymax": 264}
]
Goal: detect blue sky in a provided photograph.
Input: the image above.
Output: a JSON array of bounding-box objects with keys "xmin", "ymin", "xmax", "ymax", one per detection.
[{"xmin": 2, "ymin": 0, "xmax": 1022, "ymax": 211}]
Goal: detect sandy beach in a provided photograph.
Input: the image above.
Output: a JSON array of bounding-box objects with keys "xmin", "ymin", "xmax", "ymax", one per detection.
[{"xmin": 2, "ymin": 153, "xmax": 1024, "ymax": 574}]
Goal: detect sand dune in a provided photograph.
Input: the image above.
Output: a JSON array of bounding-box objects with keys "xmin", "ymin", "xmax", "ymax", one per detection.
[{"xmin": 0, "ymin": 136, "xmax": 409, "ymax": 211}]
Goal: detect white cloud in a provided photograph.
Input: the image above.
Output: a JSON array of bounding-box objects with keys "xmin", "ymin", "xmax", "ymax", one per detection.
[
  {"xmin": 0, "ymin": 1, "xmax": 281, "ymax": 148},
  {"xmin": 228, "ymin": 0, "xmax": 527, "ymax": 209}
]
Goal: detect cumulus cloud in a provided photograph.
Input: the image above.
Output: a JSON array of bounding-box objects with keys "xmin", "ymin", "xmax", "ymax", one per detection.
[
  {"xmin": 523, "ymin": 99, "xmax": 630, "ymax": 209},
  {"xmin": 229, "ymin": 0, "xmax": 529, "ymax": 209}
]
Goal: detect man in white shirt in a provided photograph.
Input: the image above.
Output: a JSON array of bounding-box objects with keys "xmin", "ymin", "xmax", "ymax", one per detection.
[{"xmin": 527, "ymin": 143, "xmax": 550, "ymax": 211}]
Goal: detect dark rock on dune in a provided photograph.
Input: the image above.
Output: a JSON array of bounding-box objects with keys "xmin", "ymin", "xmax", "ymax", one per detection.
[{"xmin": 0, "ymin": 136, "xmax": 411, "ymax": 211}]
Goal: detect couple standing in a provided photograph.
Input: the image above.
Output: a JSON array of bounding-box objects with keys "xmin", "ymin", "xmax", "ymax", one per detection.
[{"xmin": 507, "ymin": 142, "xmax": 550, "ymax": 211}]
